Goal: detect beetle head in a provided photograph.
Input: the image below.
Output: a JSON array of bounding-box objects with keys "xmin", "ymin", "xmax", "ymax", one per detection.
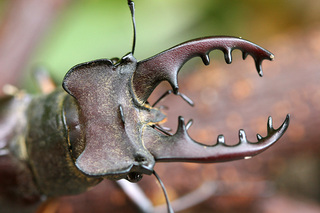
[{"xmin": 63, "ymin": 53, "xmax": 167, "ymax": 181}]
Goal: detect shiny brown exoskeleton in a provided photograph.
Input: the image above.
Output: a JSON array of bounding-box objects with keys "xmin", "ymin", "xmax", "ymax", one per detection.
[{"xmin": 0, "ymin": 1, "xmax": 289, "ymax": 212}]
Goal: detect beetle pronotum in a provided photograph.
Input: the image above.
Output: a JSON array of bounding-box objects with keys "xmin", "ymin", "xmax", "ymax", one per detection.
[{"xmin": 0, "ymin": 0, "xmax": 289, "ymax": 212}]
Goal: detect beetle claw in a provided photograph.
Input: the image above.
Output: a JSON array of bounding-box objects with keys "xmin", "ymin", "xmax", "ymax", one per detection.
[
  {"xmin": 133, "ymin": 36, "xmax": 274, "ymax": 103},
  {"xmin": 144, "ymin": 114, "xmax": 290, "ymax": 163}
]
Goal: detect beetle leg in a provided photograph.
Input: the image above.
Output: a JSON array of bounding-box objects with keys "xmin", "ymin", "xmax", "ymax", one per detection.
[
  {"xmin": 152, "ymin": 90, "xmax": 173, "ymax": 107},
  {"xmin": 152, "ymin": 124, "xmax": 173, "ymax": 136},
  {"xmin": 158, "ymin": 125, "xmax": 172, "ymax": 132},
  {"xmin": 117, "ymin": 179, "xmax": 154, "ymax": 213},
  {"xmin": 152, "ymin": 89, "xmax": 194, "ymax": 107},
  {"xmin": 117, "ymin": 171, "xmax": 174, "ymax": 213}
]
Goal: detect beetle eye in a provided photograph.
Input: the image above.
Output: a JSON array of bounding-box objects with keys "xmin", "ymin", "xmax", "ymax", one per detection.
[
  {"xmin": 110, "ymin": 57, "xmax": 120, "ymax": 65},
  {"xmin": 126, "ymin": 172, "xmax": 143, "ymax": 183}
]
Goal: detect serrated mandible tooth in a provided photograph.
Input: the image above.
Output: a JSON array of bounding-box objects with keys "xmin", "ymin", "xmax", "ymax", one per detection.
[
  {"xmin": 217, "ymin": 134, "xmax": 225, "ymax": 144},
  {"xmin": 270, "ymin": 54, "xmax": 275, "ymax": 61},
  {"xmin": 177, "ymin": 116, "xmax": 186, "ymax": 133},
  {"xmin": 239, "ymin": 129, "xmax": 247, "ymax": 143},
  {"xmin": 186, "ymin": 119, "xmax": 193, "ymax": 130},
  {"xmin": 255, "ymin": 60, "xmax": 263, "ymax": 77},
  {"xmin": 201, "ymin": 54, "xmax": 210, "ymax": 65},
  {"xmin": 242, "ymin": 51, "xmax": 249, "ymax": 60},
  {"xmin": 267, "ymin": 116, "xmax": 273, "ymax": 132},
  {"xmin": 224, "ymin": 49, "xmax": 232, "ymax": 64}
]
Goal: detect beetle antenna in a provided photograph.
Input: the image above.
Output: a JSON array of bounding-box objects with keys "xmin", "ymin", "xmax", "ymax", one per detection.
[
  {"xmin": 153, "ymin": 170, "xmax": 174, "ymax": 213},
  {"xmin": 128, "ymin": 0, "xmax": 136, "ymax": 55}
]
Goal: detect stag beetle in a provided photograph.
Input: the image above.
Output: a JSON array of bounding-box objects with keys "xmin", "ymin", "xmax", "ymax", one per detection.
[{"xmin": 0, "ymin": 0, "xmax": 289, "ymax": 212}]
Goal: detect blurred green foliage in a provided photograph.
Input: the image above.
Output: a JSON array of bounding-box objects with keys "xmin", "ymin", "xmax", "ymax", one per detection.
[{"xmin": 13, "ymin": 0, "xmax": 319, "ymax": 90}]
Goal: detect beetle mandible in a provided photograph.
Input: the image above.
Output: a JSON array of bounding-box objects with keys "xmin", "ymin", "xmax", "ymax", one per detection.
[{"xmin": 0, "ymin": 0, "xmax": 290, "ymax": 212}]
